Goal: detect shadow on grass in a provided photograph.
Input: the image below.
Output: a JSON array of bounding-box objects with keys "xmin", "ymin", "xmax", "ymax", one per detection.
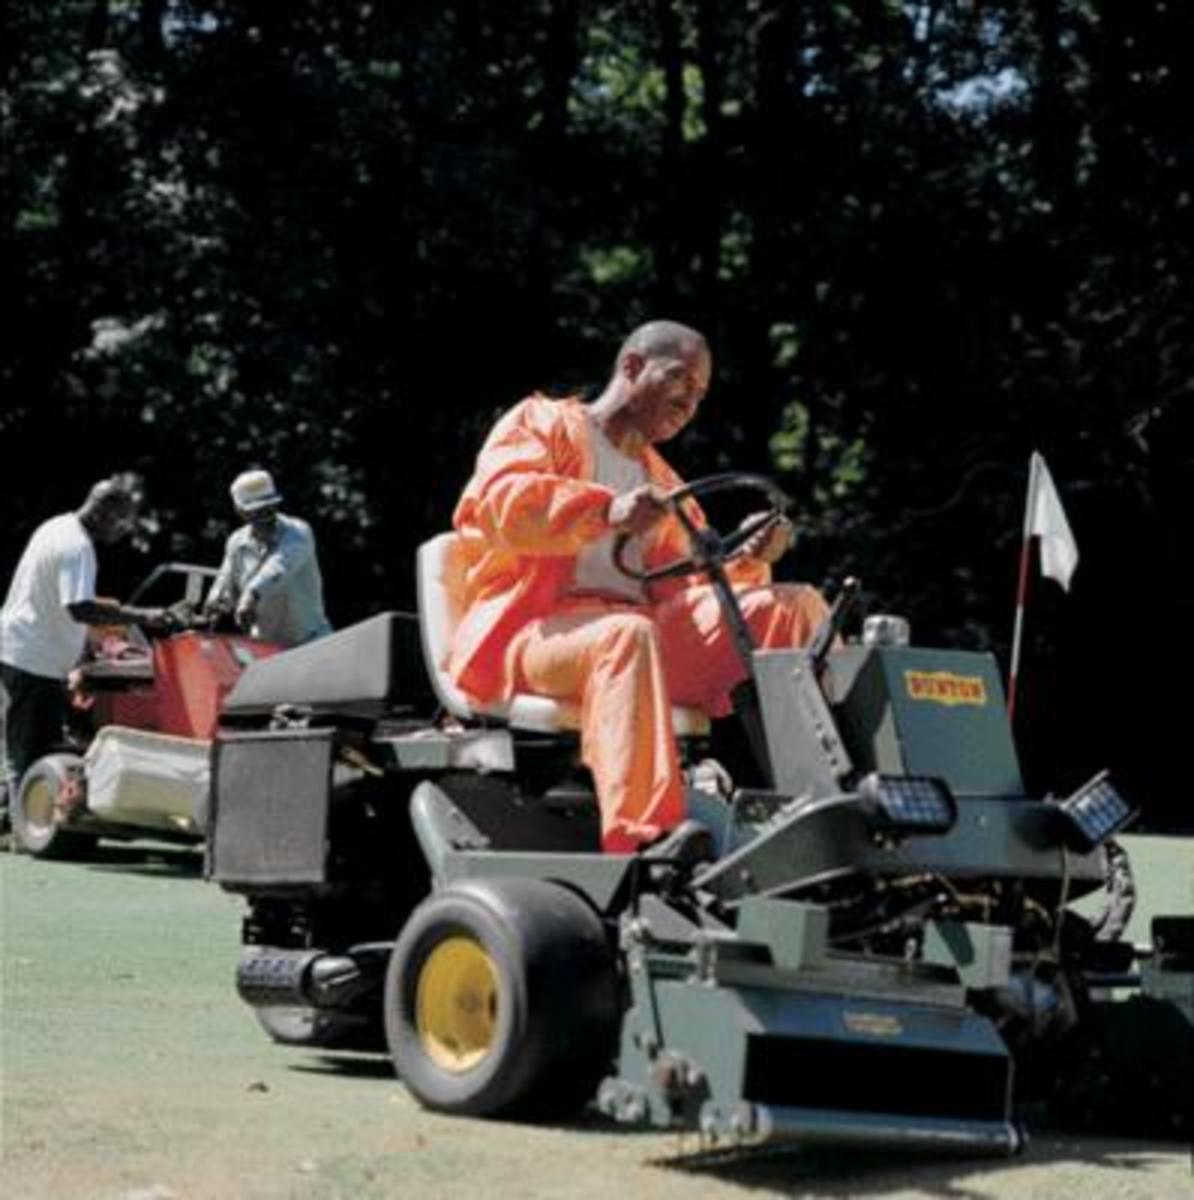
[
  {"xmin": 290, "ymin": 1052, "xmax": 402, "ymax": 1081},
  {"xmin": 276, "ymin": 1048, "xmax": 1193, "ymax": 1186},
  {"xmin": 646, "ymin": 1132, "xmax": 1190, "ymax": 1198},
  {"xmin": 83, "ymin": 840, "xmax": 204, "ymax": 878},
  {"xmin": 2, "ymin": 836, "xmax": 203, "ymax": 877}
]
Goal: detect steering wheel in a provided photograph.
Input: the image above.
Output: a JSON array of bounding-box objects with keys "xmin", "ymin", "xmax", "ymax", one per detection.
[{"xmin": 612, "ymin": 472, "xmax": 794, "ymax": 583}]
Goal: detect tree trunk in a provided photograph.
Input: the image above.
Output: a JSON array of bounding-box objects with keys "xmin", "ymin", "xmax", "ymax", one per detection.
[
  {"xmin": 744, "ymin": 2, "xmax": 804, "ymax": 470},
  {"xmin": 540, "ymin": 0, "xmax": 580, "ymax": 155},
  {"xmin": 693, "ymin": 0, "xmax": 727, "ymax": 311},
  {"xmin": 140, "ymin": 0, "xmax": 166, "ymax": 61},
  {"xmin": 651, "ymin": 0, "xmax": 687, "ymax": 300},
  {"xmin": 84, "ymin": 0, "xmax": 110, "ymax": 54},
  {"xmin": 1030, "ymin": 0, "xmax": 1073, "ymax": 212}
]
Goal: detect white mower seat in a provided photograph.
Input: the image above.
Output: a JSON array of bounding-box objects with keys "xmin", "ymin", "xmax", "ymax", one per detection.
[{"xmin": 416, "ymin": 533, "xmax": 710, "ymax": 738}]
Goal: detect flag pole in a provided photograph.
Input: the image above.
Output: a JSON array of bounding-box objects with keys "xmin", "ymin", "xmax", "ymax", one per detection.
[
  {"xmin": 1007, "ymin": 455, "xmax": 1040, "ymax": 723},
  {"xmin": 1007, "ymin": 531, "xmax": 1032, "ymax": 723}
]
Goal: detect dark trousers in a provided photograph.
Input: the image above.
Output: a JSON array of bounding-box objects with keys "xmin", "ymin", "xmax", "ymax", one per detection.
[{"xmin": 0, "ymin": 662, "xmax": 68, "ymax": 812}]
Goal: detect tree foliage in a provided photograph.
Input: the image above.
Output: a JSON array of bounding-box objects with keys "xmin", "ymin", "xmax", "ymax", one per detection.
[{"xmin": 4, "ymin": 1, "xmax": 1191, "ymax": 819}]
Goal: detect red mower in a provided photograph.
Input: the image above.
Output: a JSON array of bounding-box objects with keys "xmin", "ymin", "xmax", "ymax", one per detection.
[{"xmin": 10, "ymin": 563, "xmax": 280, "ymax": 859}]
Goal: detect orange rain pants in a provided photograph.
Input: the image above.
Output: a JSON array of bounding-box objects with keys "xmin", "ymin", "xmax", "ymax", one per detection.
[
  {"xmin": 507, "ymin": 582, "xmax": 828, "ymax": 852},
  {"xmin": 449, "ymin": 393, "xmax": 830, "ymax": 852}
]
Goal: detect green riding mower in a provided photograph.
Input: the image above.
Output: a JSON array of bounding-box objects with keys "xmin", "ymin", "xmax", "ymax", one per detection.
[{"xmin": 206, "ymin": 474, "xmax": 1193, "ymax": 1153}]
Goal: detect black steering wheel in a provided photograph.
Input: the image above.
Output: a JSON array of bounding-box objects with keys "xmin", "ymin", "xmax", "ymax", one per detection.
[{"xmin": 612, "ymin": 472, "xmax": 794, "ymax": 584}]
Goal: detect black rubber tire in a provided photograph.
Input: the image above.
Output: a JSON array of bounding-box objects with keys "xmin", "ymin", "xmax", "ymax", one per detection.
[
  {"xmin": 385, "ymin": 877, "xmax": 619, "ymax": 1119},
  {"xmin": 254, "ymin": 1005, "xmax": 386, "ymax": 1052},
  {"xmin": 12, "ymin": 754, "xmax": 98, "ymax": 860}
]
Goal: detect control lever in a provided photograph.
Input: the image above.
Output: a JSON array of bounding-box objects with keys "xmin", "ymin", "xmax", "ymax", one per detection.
[{"xmin": 809, "ymin": 576, "xmax": 860, "ymax": 675}]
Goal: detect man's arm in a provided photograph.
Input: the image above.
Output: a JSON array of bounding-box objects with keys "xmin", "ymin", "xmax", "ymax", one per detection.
[
  {"xmin": 240, "ymin": 521, "xmax": 315, "ymax": 602},
  {"xmin": 54, "ymin": 532, "xmax": 173, "ymax": 633},
  {"xmin": 455, "ymin": 398, "xmax": 616, "ymax": 556},
  {"xmin": 204, "ymin": 541, "xmax": 238, "ymax": 613},
  {"xmin": 67, "ymin": 598, "xmax": 176, "ymax": 633},
  {"xmin": 230, "ymin": 521, "xmax": 321, "ymax": 632}
]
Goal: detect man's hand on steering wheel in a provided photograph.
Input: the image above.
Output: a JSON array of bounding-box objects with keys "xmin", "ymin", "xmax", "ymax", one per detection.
[
  {"xmin": 736, "ymin": 511, "xmax": 796, "ymax": 565},
  {"xmin": 612, "ymin": 473, "xmax": 795, "ymax": 584},
  {"xmin": 608, "ymin": 483, "xmax": 670, "ymax": 537}
]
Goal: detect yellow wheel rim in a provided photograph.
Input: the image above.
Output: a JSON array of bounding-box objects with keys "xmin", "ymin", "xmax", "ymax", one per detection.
[
  {"xmin": 21, "ymin": 776, "xmax": 57, "ymax": 838},
  {"xmin": 415, "ymin": 936, "xmax": 499, "ymax": 1073}
]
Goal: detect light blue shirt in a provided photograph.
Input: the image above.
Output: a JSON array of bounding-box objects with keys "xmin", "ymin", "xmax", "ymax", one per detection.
[{"xmin": 208, "ymin": 513, "xmax": 332, "ymax": 647}]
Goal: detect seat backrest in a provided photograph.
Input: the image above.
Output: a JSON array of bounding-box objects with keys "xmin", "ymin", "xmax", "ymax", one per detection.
[{"xmin": 416, "ymin": 533, "xmax": 477, "ymax": 719}]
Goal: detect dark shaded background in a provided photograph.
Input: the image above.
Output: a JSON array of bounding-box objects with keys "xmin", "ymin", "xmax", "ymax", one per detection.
[{"xmin": 4, "ymin": 2, "xmax": 1191, "ymax": 827}]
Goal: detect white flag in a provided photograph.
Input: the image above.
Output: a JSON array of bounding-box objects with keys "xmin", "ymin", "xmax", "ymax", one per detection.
[{"xmin": 1025, "ymin": 451, "xmax": 1079, "ymax": 591}]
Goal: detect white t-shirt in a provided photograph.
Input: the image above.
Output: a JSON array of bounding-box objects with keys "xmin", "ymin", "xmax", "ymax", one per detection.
[
  {"xmin": 0, "ymin": 513, "xmax": 97, "ymax": 679},
  {"xmin": 570, "ymin": 417, "xmax": 649, "ymax": 603}
]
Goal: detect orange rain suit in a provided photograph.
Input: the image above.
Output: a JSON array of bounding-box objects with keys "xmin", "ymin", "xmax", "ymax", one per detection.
[{"xmin": 449, "ymin": 395, "xmax": 830, "ymax": 852}]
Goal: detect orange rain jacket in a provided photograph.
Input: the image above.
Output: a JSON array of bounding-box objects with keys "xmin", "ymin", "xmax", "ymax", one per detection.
[{"xmin": 449, "ymin": 395, "xmax": 770, "ymax": 704}]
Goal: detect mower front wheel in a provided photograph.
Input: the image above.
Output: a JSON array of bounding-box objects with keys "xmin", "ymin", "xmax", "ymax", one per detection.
[
  {"xmin": 12, "ymin": 754, "xmax": 97, "ymax": 859},
  {"xmin": 385, "ymin": 877, "xmax": 618, "ymax": 1119}
]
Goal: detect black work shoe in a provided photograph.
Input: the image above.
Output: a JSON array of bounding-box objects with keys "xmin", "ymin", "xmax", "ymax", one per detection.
[{"xmin": 641, "ymin": 818, "xmax": 715, "ymax": 866}]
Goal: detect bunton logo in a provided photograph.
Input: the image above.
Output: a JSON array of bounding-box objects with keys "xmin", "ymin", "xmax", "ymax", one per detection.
[
  {"xmin": 844, "ymin": 1011, "xmax": 903, "ymax": 1037},
  {"xmin": 904, "ymin": 670, "xmax": 988, "ymax": 707}
]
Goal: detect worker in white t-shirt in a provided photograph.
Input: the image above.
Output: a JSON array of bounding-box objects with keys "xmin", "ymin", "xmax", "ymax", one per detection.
[{"xmin": 0, "ymin": 475, "xmax": 177, "ymax": 827}]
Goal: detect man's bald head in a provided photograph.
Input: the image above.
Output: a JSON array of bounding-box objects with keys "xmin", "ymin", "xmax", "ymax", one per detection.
[
  {"xmin": 615, "ymin": 320, "xmax": 709, "ymax": 374},
  {"xmin": 592, "ymin": 319, "xmax": 712, "ymax": 449}
]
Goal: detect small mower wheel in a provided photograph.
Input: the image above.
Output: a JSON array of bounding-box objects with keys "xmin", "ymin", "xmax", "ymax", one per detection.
[
  {"xmin": 254, "ymin": 1005, "xmax": 386, "ymax": 1053},
  {"xmin": 385, "ymin": 877, "xmax": 618, "ymax": 1119},
  {"xmin": 12, "ymin": 754, "xmax": 97, "ymax": 860}
]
